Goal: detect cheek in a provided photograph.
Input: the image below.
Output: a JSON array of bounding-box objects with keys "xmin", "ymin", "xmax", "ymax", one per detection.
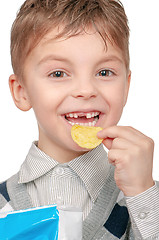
[
  {"xmin": 109, "ymin": 99, "xmax": 124, "ymax": 125},
  {"xmin": 102, "ymin": 84, "xmax": 126, "ymax": 125},
  {"xmin": 112, "ymin": 85, "xmax": 126, "ymax": 110},
  {"xmin": 104, "ymin": 82, "xmax": 126, "ymax": 106},
  {"xmin": 28, "ymin": 82, "xmax": 57, "ymax": 108},
  {"xmin": 26, "ymin": 85, "xmax": 53, "ymax": 122}
]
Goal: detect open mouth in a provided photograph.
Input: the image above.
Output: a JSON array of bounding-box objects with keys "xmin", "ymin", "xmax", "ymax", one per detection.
[{"xmin": 64, "ymin": 111, "xmax": 100, "ymax": 127}]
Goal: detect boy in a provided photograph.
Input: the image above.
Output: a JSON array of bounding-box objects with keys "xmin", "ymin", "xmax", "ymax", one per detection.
[{"xmin": 0, "ymin": 0, "xmax": 159, "ymax": 239}]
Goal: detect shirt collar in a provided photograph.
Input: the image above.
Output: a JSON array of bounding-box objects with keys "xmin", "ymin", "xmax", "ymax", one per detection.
[
  {"xmin": 68, "ymin": 144, "xmax": 110, "ymax": 202},
  {"xmin": 19, "ymin": 142, "xmax": 58, "ymax": 183},
  {"xmin": 19, "ymin": 142, "xmax": 110, "ymax": 202}
]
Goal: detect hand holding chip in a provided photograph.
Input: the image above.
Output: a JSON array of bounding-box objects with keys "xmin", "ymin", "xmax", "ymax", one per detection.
[{"xmin": 97, "ymin": 126, "xmax": 155, "ymax": 197}]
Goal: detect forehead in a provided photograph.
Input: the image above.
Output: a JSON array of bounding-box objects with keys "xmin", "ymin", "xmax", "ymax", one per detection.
[{"xmin": 26, "ymin": 26, "xmax": 124, "ymax": 68}]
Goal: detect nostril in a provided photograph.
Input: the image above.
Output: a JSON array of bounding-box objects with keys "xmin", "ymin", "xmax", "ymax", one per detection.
[
  {"xmin": 71, "ymin": 84, "xmax": 97, "ymax": 99},
  {"xmin": 76, "ymin": 94, "xmax": 86, "ymax": 98},
  {"xmin": 74, "ymin": 91, "xmax": 97, "ymax": 99}
]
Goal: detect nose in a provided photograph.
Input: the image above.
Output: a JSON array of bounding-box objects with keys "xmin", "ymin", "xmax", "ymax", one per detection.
[{"xmin": 71, "ymin": 79, "xmax": 97, "ymax": 100}]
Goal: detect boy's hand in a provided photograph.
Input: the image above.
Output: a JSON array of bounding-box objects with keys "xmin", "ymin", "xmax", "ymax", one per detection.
[{"xmin": 97, "ymin": 126, "xmax": 155, "ymax": 197}]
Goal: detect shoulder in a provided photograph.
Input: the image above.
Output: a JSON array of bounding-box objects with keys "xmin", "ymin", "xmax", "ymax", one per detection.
[{"xmin": 1, "ymin": 174, "xmax": 33, "ymax": 212}]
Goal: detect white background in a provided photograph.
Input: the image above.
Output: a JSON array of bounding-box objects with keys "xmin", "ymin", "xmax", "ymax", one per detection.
[{"xmin": 0, "ymin": 0, "xmax": 159, "ymax": 181}]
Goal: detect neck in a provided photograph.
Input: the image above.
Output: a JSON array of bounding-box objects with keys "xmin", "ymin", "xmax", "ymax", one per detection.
[{"xmin": 38, "ymin": 137, "xmax": 88, "ymax": 163}]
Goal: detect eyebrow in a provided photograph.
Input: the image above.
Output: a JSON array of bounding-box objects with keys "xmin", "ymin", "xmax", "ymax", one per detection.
[
  {"xmin": 37, "ymin": 54, "xmax": 123, "ymax": 67},
  {"xmin": 37, "ymin": 54, "xmax": 71, "ymax": 66},
  {"xmin": 98, "ymin": 55, "xmax": 123, "ymax": 65}
]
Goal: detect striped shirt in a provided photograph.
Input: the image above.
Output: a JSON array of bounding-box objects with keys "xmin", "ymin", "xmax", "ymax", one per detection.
[
  {"xmin": 19, "ymin": 142, "xmax": 110, "ymax": 220},
  {"xmin": 1, "ymin": 141, "xmax": 159, "ymax": 238}
]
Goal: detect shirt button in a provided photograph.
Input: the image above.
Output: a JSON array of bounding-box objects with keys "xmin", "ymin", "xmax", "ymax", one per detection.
[
  {"xmin": 56, "ymin": 167, "xmax": 64, "ymax": 175},
  {"xmin": 138, "ymin": 211, "xmax": 148, "ymax": 220}
]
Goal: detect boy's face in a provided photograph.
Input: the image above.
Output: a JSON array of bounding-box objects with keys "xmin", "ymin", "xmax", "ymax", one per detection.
[{"xmin": 11, "ymin": 28, "xmax": 130, "ymax": 162}]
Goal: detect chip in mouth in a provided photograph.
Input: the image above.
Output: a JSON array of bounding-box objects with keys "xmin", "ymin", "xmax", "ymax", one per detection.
[{"xmin": 71, "ymin": 125, "xmax": 103, "ymax": 149}]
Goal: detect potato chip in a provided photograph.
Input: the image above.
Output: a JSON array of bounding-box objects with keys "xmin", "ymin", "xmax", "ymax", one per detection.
[{"xmin": 71, "ymin": 125, "xmax": 103, "ymax": 149}]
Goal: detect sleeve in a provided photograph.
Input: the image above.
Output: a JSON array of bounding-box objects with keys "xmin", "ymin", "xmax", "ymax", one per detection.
[{"xmin": 125, "ymin": 181, "xmax": 159, "ymax": 239}]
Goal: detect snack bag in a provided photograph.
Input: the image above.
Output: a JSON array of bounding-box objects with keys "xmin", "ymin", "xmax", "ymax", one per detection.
[
  {"xmin": 58, "ymin": 206, "xmax": 83, "ymax": 240},
  {"xmin": 0, "ymin": 205, "xmax": 59, "ymax": 240},
  {"xmin": 0, "ymin": 205, "xmax": 83, "ymax": 240}
]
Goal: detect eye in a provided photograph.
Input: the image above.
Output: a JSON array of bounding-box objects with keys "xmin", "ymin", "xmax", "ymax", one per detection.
[
  {"xmin": 49, "ymin": 71, "xmax": 68, "ymax": 78},
  {"xmin": 96, "ymin": 69, "xmax": 114, "ymax": 77}
]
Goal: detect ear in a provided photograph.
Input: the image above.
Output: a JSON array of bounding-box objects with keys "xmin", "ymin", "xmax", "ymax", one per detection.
[
  {"xmin": 9, "ymin": 74, "xmax": 32, "ymax": 111},
  {"xmin": 123, "ymin": 70, "xmax": 131, "ymax": 106}
]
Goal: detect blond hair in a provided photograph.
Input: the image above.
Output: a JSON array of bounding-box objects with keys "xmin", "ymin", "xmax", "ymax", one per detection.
[{"xmin": 11, "ymin": 0, "xmax": 130, "ymax": 77}]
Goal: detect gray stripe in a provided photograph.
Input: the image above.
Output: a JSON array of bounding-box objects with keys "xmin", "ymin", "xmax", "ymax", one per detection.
[
  {"xmin": 126, "ymin": 183, "xmax": 159, "ymax": 239},
  {"xmin": 19, "ymin": 142, "xmax": 109, "ymax": 220}
]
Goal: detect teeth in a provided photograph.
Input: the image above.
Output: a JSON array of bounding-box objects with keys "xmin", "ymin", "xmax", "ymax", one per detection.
[
  {"xmin": 91, "ymin": 112, "xmax": 95, "ymax": 117},
  {"xmin": 68, "ymin": 121, "xmax": 75, "ymax": 126},
  {"xmin": 68, "ymin": 120, "xmax": 97, "ymax": 127},
  {"xmin": 66, "ymin": 111, "xmax": 100, "ymax": 118},
  {"xmin": 86, "ymin": 113, "xmax": 92, "ymax": 119},
  {"xmin": 68, "ymin": 113, "xmax": 74, "ymax": 118},
  {"xmin": 94, "ymin": 112, "xmax": 99, "ymax": 117},
  {"xmin": 74, "ymin": 113, "xmax": 78, "ymax": 118},
  {"xmin": 66, "ymin": 111, "xmax": 100, "ymax": 127}
]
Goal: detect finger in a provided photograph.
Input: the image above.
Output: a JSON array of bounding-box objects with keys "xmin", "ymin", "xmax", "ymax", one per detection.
[
  {"xmin": 98, "ymin": 125, "xmax": 147, "ymax": 144},
  {"xmin": 108, "ymin": 149, "xmax": 124, "ymax": 168},
  {"xmin": 102, "ymin": 138, "xmax": 114, "ymax": 150},
  {"xmin": 111, "ymin": 137, "xmax": 134, "ymax": 150},
  {"xmin": 103, "ymin": 137, "xmax": 131, "ymax": 150}
]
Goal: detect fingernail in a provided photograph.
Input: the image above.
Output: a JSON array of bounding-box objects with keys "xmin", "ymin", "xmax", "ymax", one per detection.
[{"xmin": 97, "ymin": 130, "xmax": 104, "ymax": 138}]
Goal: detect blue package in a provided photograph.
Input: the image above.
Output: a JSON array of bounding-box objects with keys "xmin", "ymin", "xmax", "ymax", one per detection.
[{"xmin": 0, "ymin": 205, "xmax": 59, "ymax": 240}]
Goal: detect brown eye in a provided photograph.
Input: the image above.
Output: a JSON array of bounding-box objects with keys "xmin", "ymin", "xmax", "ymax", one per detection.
[
  {"xmin": 97, "ymin": 69, "xmax": 113, "ymax": 77},
  {"xmin": 49, "ymin": 71, "xmax": 67, "ymax": 78}
]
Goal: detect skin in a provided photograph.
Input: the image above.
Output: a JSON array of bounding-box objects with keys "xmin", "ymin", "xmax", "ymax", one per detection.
[
  {"xmin": 97, "ymin": 126, "xmax": 154, "ymax": 196},
  {"xmin": 9, "ymin": 27, "xmax": 154, "ymax": 197}
]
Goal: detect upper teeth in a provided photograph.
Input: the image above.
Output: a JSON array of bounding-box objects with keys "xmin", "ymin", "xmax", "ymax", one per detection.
[{"xmin": 66, "ymin": 112, "xmax": 99, "ymax": 119}]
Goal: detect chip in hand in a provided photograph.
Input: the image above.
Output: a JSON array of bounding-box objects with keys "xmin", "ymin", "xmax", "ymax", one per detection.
[{"xmin": 71, "ymin": 125, "xmax": 103, "ymax": 149}]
